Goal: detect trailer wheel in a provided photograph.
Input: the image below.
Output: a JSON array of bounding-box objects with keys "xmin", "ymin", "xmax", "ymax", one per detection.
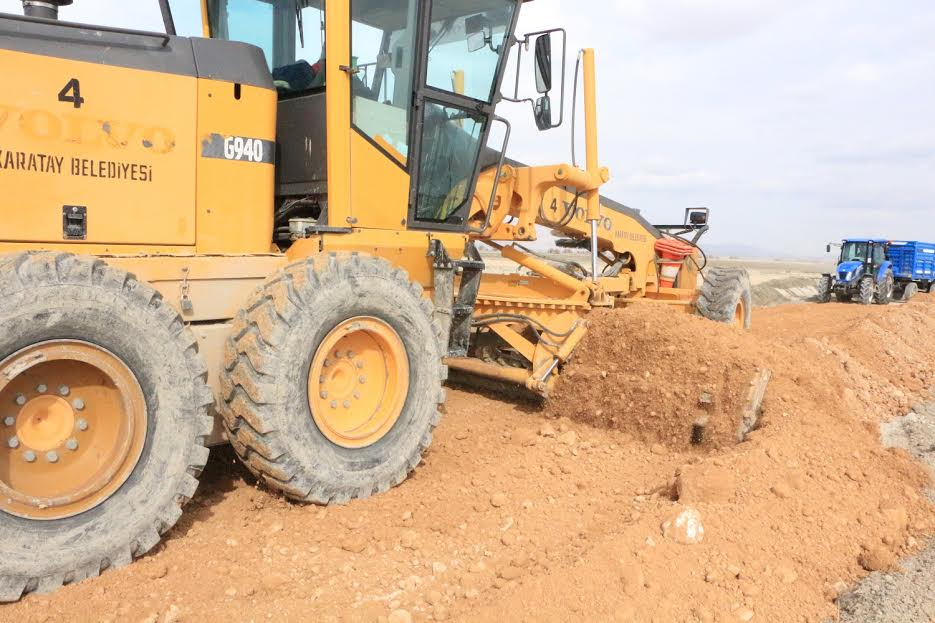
[
  {"xmin": 901, "ymin": 282, "xmax": 919, "ymax": 302},
  {"xmin": 817, "ymin": 275, "xmax": 832, "ymax": 303},
  {"xmin": 219, "ymin": 253, "xmax": 445, "ymax": 504},
  {"xmin": 0, "ymin": 253, "xmax": 213, "ymax": 602},
  {"xmin": 696, "ymin": 267, "xmax": 752, "ymax": 329},
  {"xmin": 874, "ymin": 270, "xmax": 894, "ymax": 305},
  {"xmin": 858, "ymin": 276, "xmax": 874, "ymax": 305}
]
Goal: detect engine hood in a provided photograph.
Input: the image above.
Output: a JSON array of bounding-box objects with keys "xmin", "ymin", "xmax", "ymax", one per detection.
[{"xmin": 837, "ymin": 261, "xmax": 865, "ymax": 281}]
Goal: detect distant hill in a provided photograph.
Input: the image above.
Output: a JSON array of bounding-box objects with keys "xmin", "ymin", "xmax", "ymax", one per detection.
[{"xmin": 703, "ymin": 243, "xmax": 825, "ymax": 262}]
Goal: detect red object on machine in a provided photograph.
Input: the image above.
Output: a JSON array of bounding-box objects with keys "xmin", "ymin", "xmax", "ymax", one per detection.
[{"xmin": 654, "ymin": 237, "xmax": 695, "ymax": 288}]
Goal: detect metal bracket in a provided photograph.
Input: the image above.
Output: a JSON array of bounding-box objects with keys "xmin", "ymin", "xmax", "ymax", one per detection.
[{"xmin": 179, "ymin": 267, "xmax": 193, "ymax": 315}]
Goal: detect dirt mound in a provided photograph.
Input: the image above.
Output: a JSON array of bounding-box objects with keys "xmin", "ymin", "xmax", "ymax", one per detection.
[
  {"xmin": 3, "ymin": 296, "xmax": 935, "ymax": 623},
  {"xmin": 547, "ymin": 305, "xmax": 763, "ymax": 449}
]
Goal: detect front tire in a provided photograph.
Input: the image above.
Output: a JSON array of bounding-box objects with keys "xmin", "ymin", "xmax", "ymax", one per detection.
[
  {"xmin": 0, "ymin": 253, "xmax": 213, "ymax": 602},
  {"xmin": 696, "ymin": 267, "xmax": 753, "ymax": 329},
  {"xmin": 817, "ymin": 275, "xmax": 832, "ymax": 303},
  {"xmin": 219, "ymin": 253, "xmax": 445, "ymax": 504},
  {"xmin": 858, "ymin": 276, "xmax": 874, "ymax": 305}
]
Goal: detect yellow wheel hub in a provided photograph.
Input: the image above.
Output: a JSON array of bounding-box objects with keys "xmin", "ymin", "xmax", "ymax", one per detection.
[
  {"xmin": 734, "ymin": 299, "xmax": 746, "ymax": 328},
  {"xmin": 308, "ymin": 317, "xmax": 409, "ymax": 449},
  {"xmin": 0, "ymin": 341, "xmax": 147, "ymax": 520}
]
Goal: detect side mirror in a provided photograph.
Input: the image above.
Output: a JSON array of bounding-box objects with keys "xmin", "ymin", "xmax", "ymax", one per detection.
[
  {"xmin": 686, "ymin": 208, "xmax": 709, "ymax": 226},
  {"xmin": 534, "ymin": 34, "xmax": 552, "ymax": 93},
  {"xmin": 534, "ymin": 95, "xmax": 552, "ymax": 130},
  {"xmin": 826, "ymin": 244, "xmax": 831, "ymax": 254},
  {"xmin": 467, "ymin": 31, "xmax": 486, "ymax": 53}
]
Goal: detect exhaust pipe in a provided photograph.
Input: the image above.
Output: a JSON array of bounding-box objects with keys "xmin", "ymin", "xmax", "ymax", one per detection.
[{"xmin": 22, "ymin": 0, "xmax": 73, "ymax": 20}]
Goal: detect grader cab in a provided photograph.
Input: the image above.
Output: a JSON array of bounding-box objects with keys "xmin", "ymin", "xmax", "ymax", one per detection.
[{"xmin": 0, "ymin": 0, "xmax": 750, "ymax": 600}]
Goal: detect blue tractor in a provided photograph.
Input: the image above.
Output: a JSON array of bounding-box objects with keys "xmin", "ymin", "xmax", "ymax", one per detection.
[{"xmin": 819, "ymin": 239, "xmax": 895, "ymax": 305}]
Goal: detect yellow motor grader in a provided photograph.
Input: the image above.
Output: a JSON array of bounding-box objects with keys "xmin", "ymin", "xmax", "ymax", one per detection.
[{"xmin": 0, "ymin": 0, "xmax": 750, "ymax": 599}]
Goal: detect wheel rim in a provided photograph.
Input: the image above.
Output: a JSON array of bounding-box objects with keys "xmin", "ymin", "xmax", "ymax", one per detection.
[
  {"xmin": 734, "ymin": 299, "xmax": 746, "ymax": 327},
  {"xmin": 308, "ymin": 317, "xmax": 409, "ymax": 449},
  {"xmin": 0, "ymin": 341, "xmax": 147, "ymax": 520}
]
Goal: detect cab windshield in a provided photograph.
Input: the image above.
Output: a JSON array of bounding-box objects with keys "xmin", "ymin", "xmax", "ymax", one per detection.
[
  {"xmin": 206, "ymin": 0, "xmax": 326, "ymax": 95},
  {"xmin": 841, "ymin": 242, "xmax": 870, "ymax": 263}
]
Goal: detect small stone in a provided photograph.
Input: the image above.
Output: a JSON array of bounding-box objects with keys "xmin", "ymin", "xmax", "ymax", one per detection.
[
  {"xmin": 650, "ymin": 443, "xmax": 666, "ymax": 455},
  {"xmin": 859, "ymin": 546, "xmax": 897, "ymax": 572},
  {"xmin": 539, "ymin": 423, "xmax": 556, "ymax": 438},
  {"xmin": 162, "ymin": 605, "xmax": 181, "ymax": 623},
  {"xmin": 401, "ymin": 530, "xmax": 418, "ymax": 549},
  {"xmin": 558, "ymin": 430, "xmax": 578, "ymax": 446},
  {"xmin": 341, "ymin": 537, "xmax": 367, "ymax": 554},
  {"xmin": 455, "ymin": 430, "xmax": 469, "ymax": 440},
  {"xmin": 498, "ymin": 565, "xmax": 523, "ymax": 581},
  {"xmin": 777, "ymin": 566, "xmax": 798, "ymax": 584},
  {"xmin": 490, "ymin": 493, "xmax": 507, "ymax": 508},
  {"xmin": 734, "ymin": 608, "xmax": 755, "ymax": 622},
  {"xmin": 513, "ymin": 429, "xmax": 538, "ymax": 447},
  {"xmin": 770, "ymin": 483, "xmax": 792, "ymax": 499},
  {"xmin": 661, "ymin": 507, "xmax": 705, "ymax": 545},
  {"xmin": 388, "ymin": 609, "xmax": 412, "ymax": 623},
  {"xmin": 224, "ymin": 587, "xmax": 237, "ymax": 597},
  {"xmin": 501, "ymin": 532, "xmax": 516, "ymax": 547},
  {"xmin": 148, "ymin": 564, "xmax": 169, "ymax": 580}
]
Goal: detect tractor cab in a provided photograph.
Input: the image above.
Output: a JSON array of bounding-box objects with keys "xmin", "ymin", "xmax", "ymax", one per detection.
[
  {"xmin": 199, "ymin": 0, "xmax": 520, "ymax": 241},
  {"xmin": 832, "ymin": 238, "xmax": 888, "ymax": 285}
]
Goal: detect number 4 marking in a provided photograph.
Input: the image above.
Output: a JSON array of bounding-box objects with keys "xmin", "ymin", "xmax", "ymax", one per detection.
[{"xmin": 58, "ymin": 78, "xmax": 85, "ymax": 109}]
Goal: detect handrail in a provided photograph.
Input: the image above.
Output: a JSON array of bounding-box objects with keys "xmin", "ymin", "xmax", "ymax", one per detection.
[{"xmin": 0, "ymin": 11, "xmax": 171, "ymax": 47}]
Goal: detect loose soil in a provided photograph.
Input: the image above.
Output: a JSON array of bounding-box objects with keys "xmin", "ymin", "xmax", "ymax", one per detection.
[{"xmin": 3, "ymin": 296, "xmax": 935, "ymax": 623}]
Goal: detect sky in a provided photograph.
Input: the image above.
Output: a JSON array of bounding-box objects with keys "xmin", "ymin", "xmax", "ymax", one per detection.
[{"xmin": 10, "ymin": 0, "xmax": 935, "ymax": 258}]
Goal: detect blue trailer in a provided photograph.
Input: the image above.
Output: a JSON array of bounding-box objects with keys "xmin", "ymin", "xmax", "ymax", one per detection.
[{"xmin": 886, "ymin": 241, "xmax": 935, "ymax": 300}]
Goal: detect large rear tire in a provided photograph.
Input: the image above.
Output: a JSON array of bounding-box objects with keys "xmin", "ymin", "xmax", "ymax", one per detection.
[
  {"xmin": 219, "ymin": 253, "xmax": 445, "ymax": 504},
  {"xmin": 696, "ymin": 267, "xmax": 753, "ymax": 329},
  {"xmin": 0, "ymin": 253, "xmax": 213, "ymax": 602},
  {"xmin": 874, "ymin": 270, "xmax": 894, "ymax": 305}
]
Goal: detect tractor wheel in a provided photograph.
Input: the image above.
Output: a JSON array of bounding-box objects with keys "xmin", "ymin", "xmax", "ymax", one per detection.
[
  {"xmin": 219, "ymin": 253, "xmax": 445, "ymax": 504},
  {"xmin": 858, "ymin": 276, "xmax": 874, "ymax": 305},
  {"xmin": 874, "ymin": 270, "xmax": 894, "ymax": 305},
  {"xmin": 0, "ymin": 253, "xmax": 213, "ymax": 602},
  {"xmin": 817, "ymin": 275, "xmax": 832, "ymax": 303},
  {"xmin": 696, "ymin": 267, "xmax": 752, "ymax": 330}
]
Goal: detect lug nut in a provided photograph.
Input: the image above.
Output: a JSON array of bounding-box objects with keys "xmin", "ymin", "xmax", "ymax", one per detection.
[
  {"xmin": 353, "ymin": 391, "xmax": 361, "ymax": 400},
  {"xmin": 356, "ymin": 361, "xmax": 364, "ymax": 369},
  {"xmin": 46, "ymin": 451, "xmax": 59, "ymax": 463},
  {"xmin": 334, "ymin": 351, "xmax": 343, "ymax": 359},
  {"xmin": 8, "ymin": 436, "xmax": 19, "ymax": 449},
  {"xmin": 347, "ymin": 351, "xmax": 355, "ymax": 359},
  {"xmin": 3, "ymin": 416, "xmax": 13, "ymax": 427},
  {"xmin": 36, "ymin": 384, "xmax": 48, "ymax": 393},
  {"xmin": 330, "ymin": 400, "xmax": 338, "ymax": 409},
  {"xmin": 59, "ymin": 385, "xmax": 70, "ymax": 396},
  {"xmin": 323, "ymin": 360, "xmax": 331, "ymax": 368},
  {"xmin": 23, "ymin": 450, "xmax": 36, "ymax": 463},
  {"xmin": 72, "ymin": 398, "xmax": 85, "ymax": 411},
  {"xmin": 15, "ymin": 394, "xmax": 26, "ymax": 406},
  {"xmin": 358, "ymin": 376, "xmax": 367, "ymax": 385},
  {"xmin": 76, "ymin": 418, "xmax": 89, "ymax": 432},
  {"xmin": 65, "ymin": 439, "xmax": 79, "ymax": 451},
  {"xmin": 319, "ymin": 391, "xmax": 328, "ymax": 399},
  {"xmin": 343, "ymin": 400, "xmax": 351, "ymax": 409}
]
